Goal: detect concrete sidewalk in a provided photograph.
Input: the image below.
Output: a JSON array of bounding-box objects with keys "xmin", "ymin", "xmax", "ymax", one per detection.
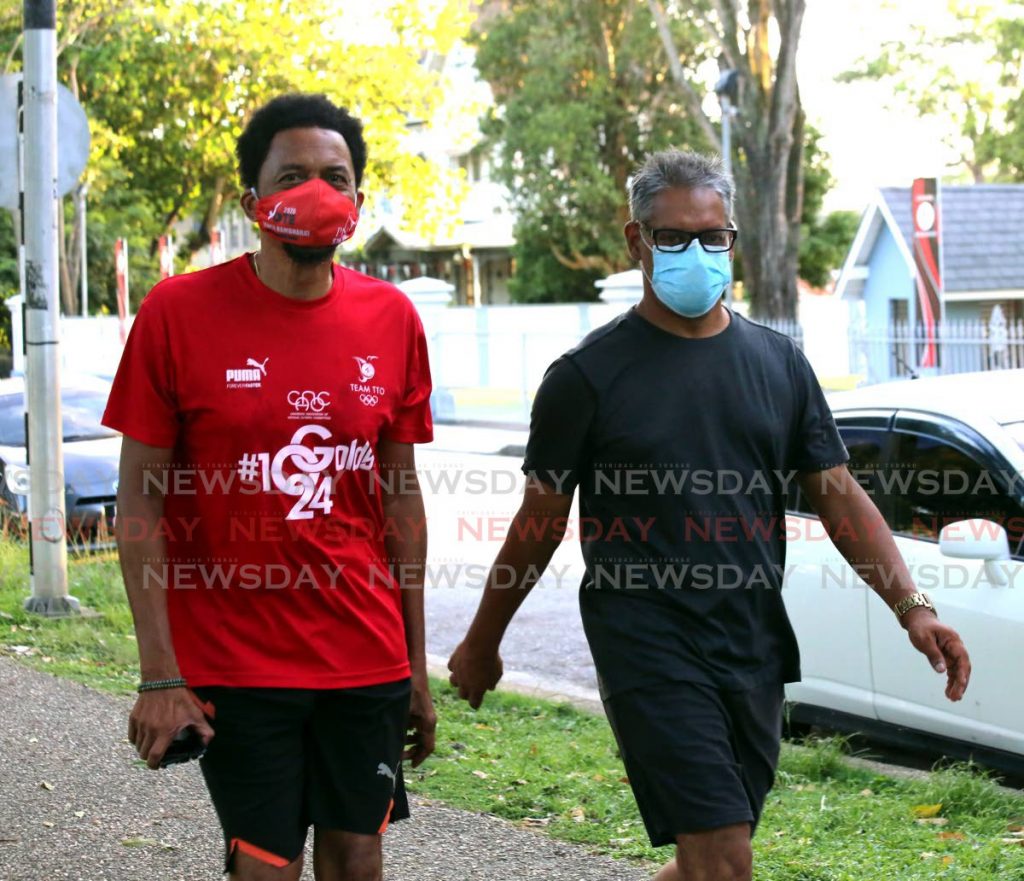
[{"xmin": 0, "ymin": 658, "xmax": 651, "ymax": 881}]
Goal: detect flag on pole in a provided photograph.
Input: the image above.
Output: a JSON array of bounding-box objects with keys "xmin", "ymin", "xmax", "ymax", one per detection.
[{"xmin": 912, "ymin": 178, "xmax": 943, "ymax": 370}]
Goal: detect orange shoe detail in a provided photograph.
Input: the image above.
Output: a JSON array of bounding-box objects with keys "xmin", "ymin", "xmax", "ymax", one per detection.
[
  {"xmin": 377, "ymin": 798, "xmax": 395, "ymax": 835},
  {"xmin": 230, "ymin": 837, "xmax": 291, "ymax": 868}
]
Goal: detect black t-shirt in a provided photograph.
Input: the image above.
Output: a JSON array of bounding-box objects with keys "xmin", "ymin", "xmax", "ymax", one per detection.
[{"xmin": 523, "ymin": 307, "xmax": 849, "ymax": 698}]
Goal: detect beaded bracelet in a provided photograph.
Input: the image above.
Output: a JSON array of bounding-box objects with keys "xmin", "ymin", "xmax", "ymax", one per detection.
[{"xmin": 137, "ymin": 677, "xmax": 188, "ymax": 693}]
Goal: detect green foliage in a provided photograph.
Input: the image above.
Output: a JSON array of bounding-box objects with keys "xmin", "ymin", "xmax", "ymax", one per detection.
[
  {"xmin": 839, "ymin": 2, "xmax": 1024, "ymax": 182},
  {"xmin": 473, "ymin": 0, "xmax": 712, "ymax": 302},
  {"xmin": 508, "ymin": 220, "xmax": 604, "ymax": 304},
  {"xmin": 0, "ymin": 0, "xmax": 473, "ymax": 309}
]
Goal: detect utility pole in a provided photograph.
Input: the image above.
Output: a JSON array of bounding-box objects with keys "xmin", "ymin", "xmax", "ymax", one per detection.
[
  {"xmin": 715, "ymin": 69, "xmax": 740, "ymax": 308},
  {"xmin": 78, "ymin": 183, "xmax": 87, "ymax": 315},
  {"xmin": 21, "ymin": 0, "xmax": 75, "ymax": 616}
]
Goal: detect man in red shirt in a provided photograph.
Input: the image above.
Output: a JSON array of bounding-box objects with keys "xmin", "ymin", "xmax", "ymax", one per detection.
[{"xmin": 103, "ymin": 93, "xmax": 435, "ymax": 880}]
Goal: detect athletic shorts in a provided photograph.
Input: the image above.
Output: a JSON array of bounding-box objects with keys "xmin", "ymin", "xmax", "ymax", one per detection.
[
  {"xmin": 603, "ymin": 678, "xmax": 784, "ymax": 847},
  {"xmin": 190, "ymin": 678, "xmax": 412, "ymax": 873}
]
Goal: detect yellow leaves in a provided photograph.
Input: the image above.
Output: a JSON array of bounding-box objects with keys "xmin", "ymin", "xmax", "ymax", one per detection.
[{"xmin": 912, "ymin": 803, "xmax": 944, "ymax": 818}]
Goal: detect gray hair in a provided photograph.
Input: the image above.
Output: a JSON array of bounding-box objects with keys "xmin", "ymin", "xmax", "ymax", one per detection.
[{"xmin": 628, "ymin": 150, "xmax": 734, "ymax": 226}]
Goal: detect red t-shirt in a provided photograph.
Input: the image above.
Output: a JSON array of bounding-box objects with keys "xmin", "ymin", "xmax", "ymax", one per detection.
[{"xmin": 102, "ymin": 255, "xmax": 433, "ymax": 688}]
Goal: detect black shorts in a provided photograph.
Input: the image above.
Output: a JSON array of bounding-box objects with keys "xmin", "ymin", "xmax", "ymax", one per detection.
[
  {"xmin": 191, "ymin": 678, "xmax": 412, "ymax": 872},
  {"xmin": 603, "ymin": 678, "xmax": 784, "ymax": 847}
]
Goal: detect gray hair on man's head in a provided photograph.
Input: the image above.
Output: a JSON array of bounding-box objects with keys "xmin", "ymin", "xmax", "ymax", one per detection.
[{"xmin": 628, "ymin": 150, "xmax": 734, "ymax": 226}]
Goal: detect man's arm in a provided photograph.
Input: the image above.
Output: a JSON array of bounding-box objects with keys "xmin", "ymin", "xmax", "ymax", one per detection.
[
  {"xmin": 448, "ymin": 482, "xmax": 574, "ymax": 709},
  {"xmin": 117, "ymin": 436, "xmax": 213, "ymax": 769},
  {"xmin": 798, "ymin": 465, "xmax": 971, "ymax": 701},
  {"xmin": 378, "ymin": 439, "xmax": 436, "ymax": 767}
]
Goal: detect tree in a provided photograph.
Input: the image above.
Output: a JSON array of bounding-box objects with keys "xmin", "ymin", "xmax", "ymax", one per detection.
[
  {"xmin": 838, "ymin": 2, "xmax": 1024, "ymax": 183},
  {"xmin": 0, "ymin": 0, "xmax": 473, "ymax": 313},
  {"xmin": 473, "ymin": 0, "xmax": 712, "ymax": 302},
  {"xmin": 649, "ymin": 0, "xmax": 808, "ymax": 320}
]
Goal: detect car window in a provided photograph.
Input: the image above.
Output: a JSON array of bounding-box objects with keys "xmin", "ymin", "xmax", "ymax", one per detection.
[
  {"xmin": 787, "ymin": 426, "xmax": 888, "ymax": 516},
  {"xmin": 0, "ymin": 390, "xmax": 117, "ymax": 445},
  {"xmin": 890, "ymin": 430, "xmax": 1024, "ymax": 558}
]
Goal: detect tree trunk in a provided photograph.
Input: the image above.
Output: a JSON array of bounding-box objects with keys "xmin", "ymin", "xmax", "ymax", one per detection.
[{"xmin": 649, "ymin": 0, "xmax": 808, "ymax": 320}]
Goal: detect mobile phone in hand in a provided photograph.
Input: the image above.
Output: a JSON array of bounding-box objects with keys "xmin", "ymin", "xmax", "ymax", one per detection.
[{"xmin": 159, "ymin": 726, "xmax": 207, "ymax": 768}]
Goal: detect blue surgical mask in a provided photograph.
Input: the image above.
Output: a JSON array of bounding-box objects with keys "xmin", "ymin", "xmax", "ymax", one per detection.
[{"xmin": 642, "ymin": 243, "xmax": 731, "ymax": 318}]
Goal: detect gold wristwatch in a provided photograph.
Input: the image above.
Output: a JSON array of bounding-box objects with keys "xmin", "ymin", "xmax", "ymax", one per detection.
[{"xmin": 893, "ymin": 591, "xmax": 936, "ymax": 620}]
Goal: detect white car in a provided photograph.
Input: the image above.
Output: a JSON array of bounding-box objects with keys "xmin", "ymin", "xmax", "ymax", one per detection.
[{"xmin": 783, "ymin": 369, "xmax": 1024, "ymax": 773}]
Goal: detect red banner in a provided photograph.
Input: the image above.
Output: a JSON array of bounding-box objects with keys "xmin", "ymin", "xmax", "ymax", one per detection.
[
  {"xmin": 114, "ymin": 237, "xmax": 129, "ymax": 344},
  {"xmin": 912, "ymin": 178, "xmax": 943, "ymax": 369}
]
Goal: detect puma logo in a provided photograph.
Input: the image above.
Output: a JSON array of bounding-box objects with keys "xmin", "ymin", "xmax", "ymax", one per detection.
[
  {"xmin": 246, "ymin": 357, "xmax": 269, "ymax": 377},
  {"xmin": 376, "ymin": 762, "xmax": 397, "ymax": 784}
]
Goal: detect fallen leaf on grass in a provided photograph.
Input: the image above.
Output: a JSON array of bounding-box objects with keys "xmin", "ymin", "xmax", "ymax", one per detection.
[
  {"xmin": 521, "ymin": 817, "xmax": 550, "ymax": 827},
  {"xmin": 937, "ymin": 831, "xmax": 965, "ymax": 841},
  {"xmin": 859, "ymin": 788, "xmax": 873, "ymax": 796},
  {"xmin": 913, "ymin": 803, "xmax": 943, "ymax": 818},
  {"xmin": 570, "ymin": 807, "xmax": 586, "ymax": 823},
  {"xmin": 916, "ymin": 818, "xmax": 949, "ymax": 826},
  {"xmin": 471, "ymin": 770, "xmax": 489, "ymax": 780},
  {"xmin": 474, "ymin": 723, "xmax": 495, "ymax": 731},
  {"xmin": 1001, "ymin": 838, "xmax": 1024, "ymax": 847}
]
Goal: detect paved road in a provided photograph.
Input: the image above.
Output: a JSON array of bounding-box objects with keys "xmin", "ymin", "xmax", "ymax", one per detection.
[
  {"xmin": 417, "ymin": 434, "xmax": 599, "ymax": 699},
  {"xmin": 0, "ymin": 657, "xmax": 651, "ymax": 881}
]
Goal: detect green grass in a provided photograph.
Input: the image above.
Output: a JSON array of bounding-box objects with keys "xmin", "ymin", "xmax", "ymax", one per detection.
[
  {"xmin": 4, "ymin": 541, "xmax": 1024, "ymax": 877},
  {"xmin": 0, "ymin": 541, "xmax": 139, "ymax": 693}
]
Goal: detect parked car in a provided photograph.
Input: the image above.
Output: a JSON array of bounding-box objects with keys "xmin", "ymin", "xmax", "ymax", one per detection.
[
  {"xmin": 0, "ymin": 374, "xmax": 120, "ymax": 550},
  {"xmin": 783, "ymin": 369, "xmax": 1024, "ymax": 775}
]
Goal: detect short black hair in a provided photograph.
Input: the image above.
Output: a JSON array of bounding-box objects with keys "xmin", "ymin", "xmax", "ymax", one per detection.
[{"xmin": 237, "ymin": 93, "xmax": 367, "ymax": 190}]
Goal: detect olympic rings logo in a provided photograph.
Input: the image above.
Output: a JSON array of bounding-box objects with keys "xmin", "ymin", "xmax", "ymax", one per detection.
[
  {"xmin": 359, "ymin": 393, "xmax": 379, "ymax": 407},
  {"xmin": 287, "ymin": 390, "xmax": 331, "ymax": 413}
]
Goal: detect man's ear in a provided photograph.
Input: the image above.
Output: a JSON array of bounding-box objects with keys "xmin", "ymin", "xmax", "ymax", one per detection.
[
  {"xmin": 240, "ymin": 188, "xmax": 258, "ymax": 223},
  {"xmin": 355, "ymin": 191, "xmax": 365, "ymax": 213},
  {"xmin": 624, "ymin": 220, "xmax": 644, "ymax": 262}
]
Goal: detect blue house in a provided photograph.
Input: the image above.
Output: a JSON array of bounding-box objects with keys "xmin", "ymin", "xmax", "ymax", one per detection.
[{"xmin": 835, "ymin": 184, "xmax": 1024, "ymax": 380}]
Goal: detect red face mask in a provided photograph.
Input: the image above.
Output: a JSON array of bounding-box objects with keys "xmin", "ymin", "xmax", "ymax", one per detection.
[{"xmin": 252, "ymin": 179, "xmax": 359, "ymax": 247}]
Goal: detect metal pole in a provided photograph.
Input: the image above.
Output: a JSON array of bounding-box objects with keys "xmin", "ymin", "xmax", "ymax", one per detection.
[
  {"xmin": 22, "ymin": 0, "xmax": 74, "ymax": 616},
  {"xmin": 78, "ymin": 183, "xmax": 87, "ymax": 316},
  {"xmin": 720, "ymin": 94, "xmax": 734, "ymax": 308}
]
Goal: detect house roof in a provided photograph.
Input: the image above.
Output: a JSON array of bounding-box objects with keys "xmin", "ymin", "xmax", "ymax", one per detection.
[
  {"xmin": 837, "ymin": 184, "xmax": 1024, "ymax": 298},
  {"xmin": 879, "ymin": 184, "xmax": 1024, "ymax": 293}
]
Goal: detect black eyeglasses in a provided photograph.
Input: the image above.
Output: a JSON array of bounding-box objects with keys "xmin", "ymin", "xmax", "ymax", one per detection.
[{"xmin": 642, "ymin": 226, "xmax": 738, "ymax": 253}]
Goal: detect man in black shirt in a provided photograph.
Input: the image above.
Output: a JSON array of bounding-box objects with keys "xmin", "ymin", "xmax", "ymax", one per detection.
[{"xmin": 448, "ymin": 150, "xmax": 971, "ymax": 881}]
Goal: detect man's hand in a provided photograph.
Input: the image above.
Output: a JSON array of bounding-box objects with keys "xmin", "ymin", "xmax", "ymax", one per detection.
[
  {"xmin": 902, "ymin": 608, "xmax": 972, "ymax": 702},
  {"xmin": 404, "ymin": 674, "xmax": 436, "ymax": 768},
  {"xmin": 128, "ymin": 688, "xmax": 215, "ymax": 770},
  {"xmin": 448, "ymin": 641, "xmax": 503, "ymax": 709}
]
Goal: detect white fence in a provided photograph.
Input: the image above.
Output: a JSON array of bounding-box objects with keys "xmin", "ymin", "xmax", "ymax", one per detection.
[
  {"xmin": 849, "ymin": 318, "xmax": 1024, "ymax": 385},
  {"xmin": 5, "ymin": 294, "xmax": 1021, "ymax": 427}
]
